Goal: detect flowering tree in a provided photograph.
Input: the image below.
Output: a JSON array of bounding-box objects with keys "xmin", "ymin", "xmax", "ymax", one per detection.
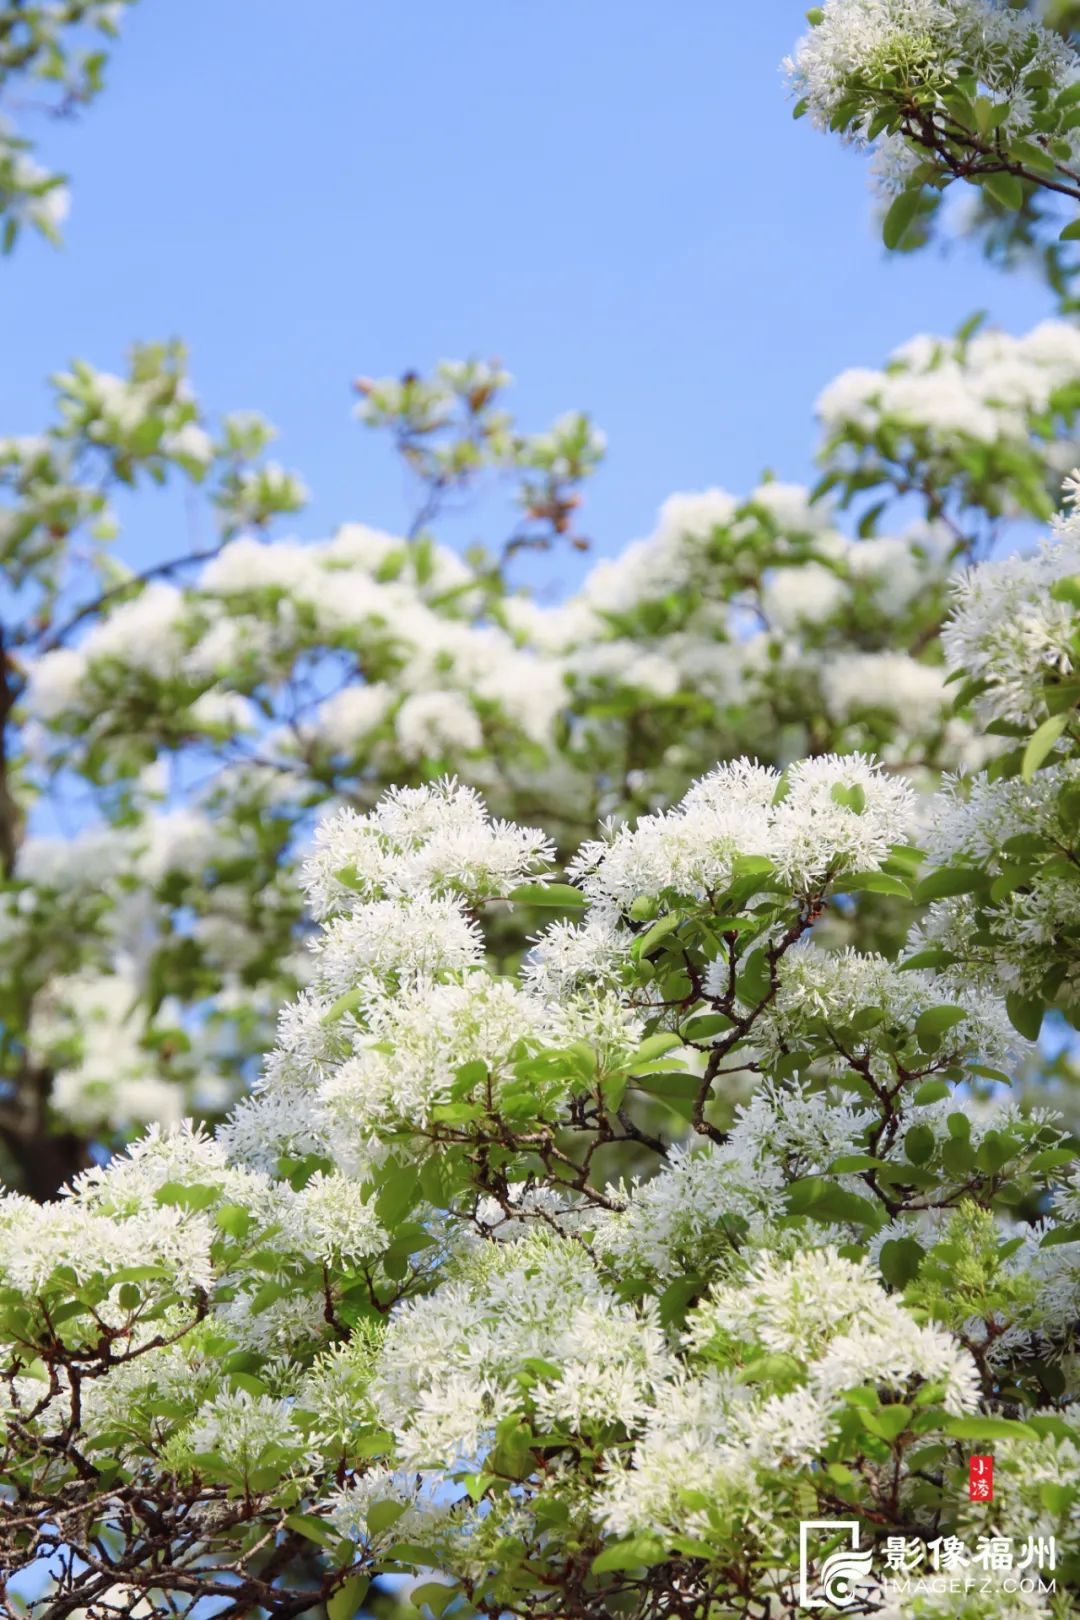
[
  {"xmin": 4, "ymin": 559, "xmax": 1080, "ymax": 1615},
  {"xmin": 787, "ymin": 0, "xmax": 1080, "ymax": 302},
  {"xmin": 4, "ymin": 1, "xmax": 1080, "ymax": 1616},
  {"xmin": 9, "ymin": 314, "xmax": 1080, "ymax": 1195},
  {"xmin": 0, "ymin": 2, "xmax": 137, "ymax": 249}
]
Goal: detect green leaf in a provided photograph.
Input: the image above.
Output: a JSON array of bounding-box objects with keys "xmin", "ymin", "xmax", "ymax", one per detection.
[
  {"xmin": 507, "ymin": 882, "xmax": 586, "ymax": 909},
  {"xmin": 862, "ymin": 1403, "xmax": 912, "ymax": 1441},
  {"xmin": 968, "ymin": 1063, "xmax": 1011, "ymax": 1085},
  {"xmin": 328, "ymin": 1574, "xmax": 370, "ymax": 1620},
  {"xmin": 375, "ymin": 1169, "xmax": 421, "ymax": 1225},
  {"xmin": 153, "ymin": 1181, "xmax": 221, "ymax": 1211},
  {"xmin": 882, "ymin": 188, "xmax": 922, "ymax": 250},
  {"xmin": 944, "ymin": 1416, "xmax": 1036, "ymax": 1442},
  {"xmin": 839, "ymin": 871, "xmax": 912, "ymax": 899},
  {"xmin": 1022, "ymin": 713, "xmax": 1068, "ymax": 782},
  {"xmin": 898, "ymin": 949, "xmax": 959, "ymax": 972},
  {"xmin": 786, "ymin": 1178, "xmax": 883, "ymax": 1229},
  {"xmin": 976, "ymin": 1130, "xmax": 1021, "ymax": 1173},
  {"xmin": 915, "ymin": 1005, "xmax": 967, "ymax": 1047},
  {"xmin": 1051, "ymin": 571, "xmax": 1080, "ymax": 605},
  {"xmin": 365, "ymin": 1499, "xmax": 407, "ymax": 1535},
  {"xmin": 805, "ymin": 6, "xmax": 825, "ymax": 22},
  {"xmin": 1027, "ymin": 1148, "xmax": 1077, "ymax": 1174},
  {"xmin": 912, "ymin": 1079, "xmax": 950, "ymax": 1105},
  {"xmin": 1060, "ymin": 219, "xmax": 1080, "ymax": 241},
  {"xmin": 905, "ymin": 1124, "xmax": 936, "ymax": 1166},
  {"xmin": 830, "ymin": 781, "xmax": 867, "ymax": 814},
  {"xmin": 453, "ymin": 1058, "xmax": 489, "ymax": 1090},
  {"xmin": 323, "ymin": 988, "xmax": 366, "ymax": 1023},
  {"xmin": 214, "ymin": 1203, "xmax": 254, "ymax": 1238},
  {"xmin": 680, "ymin": 1012, "xmax": 733, "ymax": 1042},
  {"xmin": 1034, "ymin": 1221, "xmax": 1078, "ymax": 1250},
  {"xmin": 730, "ymin": 854, "xmax": 774, "ymax": 879},
  {"xmin": 284, "ymin": 1512, "xmax": 338, "ymax": 1549},
  {"xmin": 632, "ymin": 913, "xmax": 681, "ymax": 958},
  {"xmin": 411, "ymin": 1582, "xmax": 458, "ymax": 1616},
  {"xmin": 656, "ymin": 1275, "xmax": 704, "ymax": 1328},
  {"xmin": 429, "ymin": 1101, "xmax": 483, "ymax": 1124},
  {"xmin": 592, "ymin": 1535, "xmax": 667, "ymax": 1574},
  {"xmin": 48, "ymin": 1299, "xmax": 94, "ymax": 1326},
  {"xmin": 981, "ymin": 172, "xmax": 1024, "ymax": 210},
  {"xmin": 990, "ymin": 864, "xmax": 1032, "ymax": 904},
  {"xmin": 914, "ymin": 867, "xmax": 984, "ymax": 904},
  {"xmin": 1006, "ymin": 992, "xmax": 1043, "ymax": 1041},
  {"xmin": 1008, "ymin": 137, "xmax": 1055, "ymax": 174},
  {"xmin": 879, "ymin": 1237, "xmax": 925, "ymax": 1289},
  {"xmin": 1027, "ymin": 1415, "xmax": 1079, "ymax": 1446},
  {"xmin": 942, "ymin": 1136, "xmax": 976, "ymax": 1175},
  {"xmin": 630, "ymin": 1032, "xmax": 684, "ymax": 1067},
  {"xmin": 737, "ymin": 947, "xmax": 771, "ymax": 1005},
  {"xmin": 1040, "ymin": 1482, "xmax": 1077, "ymax": 1515}
]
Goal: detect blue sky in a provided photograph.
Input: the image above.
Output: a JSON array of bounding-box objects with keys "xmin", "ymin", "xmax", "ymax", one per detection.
[{"xmin": 0, "ymin": 0, "xmax": 1062, "ymax": 585}]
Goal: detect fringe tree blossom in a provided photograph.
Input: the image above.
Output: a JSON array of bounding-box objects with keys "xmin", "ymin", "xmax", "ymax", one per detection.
[
  {"xmin": 788, "ymin": 1, "xmax": 1078, "ymax": 147},
  {"xmin": 8, "ymin": 318, "xmax": 1080, "ymax": 1175},
  {"xmin": 0, "ymin": 2, "xmax": 138, "ymax": 250},
  {"xmin": 7, "ymin": 16, "xmax": 1080, "ymax": 1614},
  {"xmin": 5, "ymin": 697, "xmax": 1080, "ymax": 1613},
  {"xmin": 817, "ymin": 321, "xmax": 1080, "ymax": 523},
  {"xmin": 568, "ymin": 755, "xmax": 915, "ymax": 910},
  {"xmin": 788, "ymin": 1, "xmax": 1080, "ymax": 257},
  {"xmin": 944, "ymin": 494, "xmax": 1080, "ymax": 728},
  {"xmin": 5, "ymin": 366, "xmax": 1080, "ymax": 1615}
]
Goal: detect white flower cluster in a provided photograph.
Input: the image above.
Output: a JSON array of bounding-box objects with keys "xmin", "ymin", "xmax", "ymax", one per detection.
[
  {"xmin": 25, "ymin": 523, "xmax": 568, "ymax": 780},
  {"xmin": 328, "ymin": 1468, "xmax": 453, "ymax": 1550},
  {"xmin": 600, "ymin": 1247, "xmax": 979, "ymax": 1541},
  {"xmin": 69, "ymin": 1124, "xmax": 387, "ymax": 1326},
  {"xmin": 919, "ymin": 763, "xmax": 1080, "ymax": 999},
  {"xmin": 370, "ymin": 1229, "xmax": 981, "ymax": 1535},
  {"xmin": 787, "ymin": 1, "xmax": 1079, "ymax": 168},
  {"xmin": 598, "ymin": 1138, "xmax": 786, "ymax": 1280},
  {"xmin": 748, "ymin": 942, "xmax": 1020, "ymax": 1077},
  {"xmin": 727, "ymin": 1081, "xmax": 877, "ymax": 1186},
  {"xmin": 220, "ymin": 785, "xmax": 568, "ymax": 1176},
  {"xmin": 183, "ymin": 1387, "xmax": 307, "ymax": 1477},
  {"xmin": 20, "ymin": 451, "xmax": 979, "ymax": 819},
  {"xmin": 943, "ymin": 494, "xmax": 1080, "ymax": 729},
  {"xmin": 3, "ymin": 743, "xmax": 1069, "ymax": 1609},
  {"xmin": 0, "ymin": 1188, "xmax": 213, "ymax": 1305},
  {"xmin": 371, "ymin": 1231, "xmax": 669, "ymax": 1468},
  {"xmin": 822, "ymin": 651, "xmax": 950, "ymax": 735},
  {"xmin": 570, "ymin": 754, "xmax": 914, "ymax": 911},
  {"xmin": 314, "ymin": 975, "xmax": 549, "ymax": 1172},
  {"xmin": 818, "ymin": 323, "xmax": 1080, "ymax": 469},
  {"xmin": 311, "ymin": 894, "xmax": 484, "ymax": 998},
  {"xmin": 302, "ymin": 778, "xmax": 554, "ymax": 916},
  {"xmin": 29, "ymin": 969, "xmax": 228, "ymax": 1134}
]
